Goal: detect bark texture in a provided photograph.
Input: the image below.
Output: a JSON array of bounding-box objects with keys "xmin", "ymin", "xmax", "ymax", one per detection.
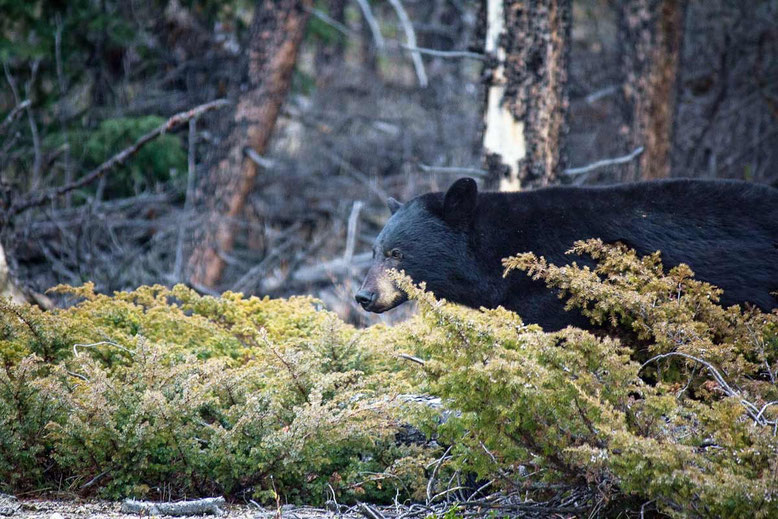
[
  {"xmin": 618, "ymin": 0, "xmax": 686, "ymax": 181},
  {"xmin": 482, "ymin": 0, "xmax": 571, "ymax": 191},
  {"xmin": 190, "ymin": 0, "xmax": 312, "ymax": 288}
]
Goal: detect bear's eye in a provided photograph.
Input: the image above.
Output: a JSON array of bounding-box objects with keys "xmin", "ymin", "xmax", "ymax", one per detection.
[{"xmin": 389, "ymin": 248, "xmax": 403, "ymax": 260}]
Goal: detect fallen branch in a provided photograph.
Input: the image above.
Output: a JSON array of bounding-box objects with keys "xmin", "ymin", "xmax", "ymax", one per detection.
[
  {"xmin": 9, "ymin": 99, "xmax": 230, "ymax": 217},
  {"xmin": 357, "ymin": 502, "xmax": 386, "ymax": 519},
  {"xmin": 120, "ymin": 497, "xmax": 226, "ymax": 516}
]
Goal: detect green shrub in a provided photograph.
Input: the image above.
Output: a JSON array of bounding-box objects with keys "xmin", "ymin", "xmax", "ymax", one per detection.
[
  {"xmin": 0, "ymin": 284, "xmax": 428, "ymax": 503},
  {"xmin": 1, "ymin": 241, "xmax": 776, "ymax": 517},
  {"xmin": 390, "ymin": 239, "xmax": 777, "ymax": 518}
]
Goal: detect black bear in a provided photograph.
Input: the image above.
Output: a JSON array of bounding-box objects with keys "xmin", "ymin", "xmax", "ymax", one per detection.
[{"xmin": 355, "ymin": 177, "xmax": 778, "ymax": 330}]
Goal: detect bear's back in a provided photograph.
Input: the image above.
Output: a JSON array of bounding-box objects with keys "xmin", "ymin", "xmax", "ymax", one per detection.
[{"xmin": 480, "ymin": 179, "xmax": 778, "ymax": 315}]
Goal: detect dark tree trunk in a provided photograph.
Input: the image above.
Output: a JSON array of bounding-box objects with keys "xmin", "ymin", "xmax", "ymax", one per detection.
[
  {"xmin": 190, "ymin": 0, "xmax": 312, "ymax": 288},
  {"xmin": 482, "ymin": 0, "xmax": 571, "ymax": 191},
  {"xmin": 617, "ymin": 0, "xmax": 687, "ymax": 181}
]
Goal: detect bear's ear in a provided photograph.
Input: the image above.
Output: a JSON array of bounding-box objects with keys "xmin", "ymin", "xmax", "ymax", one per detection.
[
  {"xmin": 387, "ymin": 197, "xmax": 402, "ymax": 215},
  {"xmin": 443, "ymin": 177, "xmax": 478, "ymax": 228}
]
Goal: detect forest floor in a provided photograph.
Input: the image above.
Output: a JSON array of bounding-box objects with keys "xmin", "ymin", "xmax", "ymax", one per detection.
[{"xmin": 0, "ymin": 499, "xmax": 365, "ymax": 519}]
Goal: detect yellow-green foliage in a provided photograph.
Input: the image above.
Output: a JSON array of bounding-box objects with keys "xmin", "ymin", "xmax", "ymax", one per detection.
[
  {"xmin": 392, "ymin": 239, "xmax": 777, "ymax": 518},
  {"xmin": 0, "ymin": 284, "xmax": 428, "ymax": 502},
  {"xmin": 1, "ymin": 241, "xmax": 777, "ymax": 518}
]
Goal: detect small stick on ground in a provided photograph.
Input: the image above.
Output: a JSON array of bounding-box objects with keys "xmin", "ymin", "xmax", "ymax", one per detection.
[{"xmin": 120, "ymin": 497, "xmax": 226, "ymax": 516}]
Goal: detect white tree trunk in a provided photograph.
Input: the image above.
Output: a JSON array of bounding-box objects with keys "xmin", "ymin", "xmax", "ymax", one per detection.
[
  {"xmin": 482, "ymin": 0, "xmax": 525, "ymax": 192},
  {"xmin": 481, "ymin": 0, "xmax": 571, "ymax": 191}
]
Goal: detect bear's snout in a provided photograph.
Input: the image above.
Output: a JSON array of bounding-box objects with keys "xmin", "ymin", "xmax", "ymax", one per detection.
[{"xmin": 355, "ymin": 289, "xmax": 376, "ymax": 309}]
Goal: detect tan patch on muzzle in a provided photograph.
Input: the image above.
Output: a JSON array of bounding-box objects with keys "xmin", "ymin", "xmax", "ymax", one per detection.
[{"xmin": 374, "ymin": 271, "xmax": 403, "ymax": 307}]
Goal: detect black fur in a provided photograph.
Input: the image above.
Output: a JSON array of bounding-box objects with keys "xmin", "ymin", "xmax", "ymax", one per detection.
[{"xmin": 361, "ymin": 178, "xmax": 778, "ymax": 330}]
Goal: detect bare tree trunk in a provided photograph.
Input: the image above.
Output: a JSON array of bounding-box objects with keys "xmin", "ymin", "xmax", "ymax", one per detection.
[
  {"xmin": 190, "ymin": 0, "xmax": 312, "ymax": 288},
  {"xmin": 481, "ymin": 0, "xmax": 571, "ymax": 191},
  {"xmin": 617, "ymin": 0, "xmax": 686, "ymax": 181}
]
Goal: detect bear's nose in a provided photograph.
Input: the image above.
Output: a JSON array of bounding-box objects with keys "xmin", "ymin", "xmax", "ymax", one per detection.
[{"xmin": 355, "ymin": 290, "xmax": 376, "ymax": 308}]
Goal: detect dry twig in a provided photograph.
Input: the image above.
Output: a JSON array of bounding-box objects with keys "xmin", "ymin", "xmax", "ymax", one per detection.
[{"xmin": 563, "ymin": 146, "xmax": 644, "ymax": 176}]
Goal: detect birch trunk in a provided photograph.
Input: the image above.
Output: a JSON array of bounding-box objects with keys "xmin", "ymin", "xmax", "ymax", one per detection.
[{"xmin": 482, "ymin": 0, "xmax": 571, "ymax": 191}]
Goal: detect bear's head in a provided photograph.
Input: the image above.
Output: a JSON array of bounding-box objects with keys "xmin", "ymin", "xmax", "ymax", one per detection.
[{"xmin": 355, "ymin": 177, "xmax": 483, "ymax": 313}]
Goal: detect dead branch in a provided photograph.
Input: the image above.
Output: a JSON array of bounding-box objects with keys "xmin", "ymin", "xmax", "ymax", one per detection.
[
  {"xmin": 418, "ymin": 164, "xmax": 487, "ymax": 177},
  {"xmin": 563, "ymin": 146, "xmax": 644, "ymax": 176},
  {"xmin": 232, "ymin": 223, "xmax": 304, "ymax": 292},
  {"xmin": 357, "ymin": 502, "xmax": 386, "ymax": 519},
  {"xmin": 387, "ymin": 0, "xmax": 428, "ymax": 88},
  {"xmin": 344, "ymin": 200, "xmax": 364, "ymax": 262},
  {"xmin": 426, "ymin": 445, "xmax": 452, "ymax": 505},
  {"xmin": 72, "ymin": 340, "xmax": 134, "ymax": 357},
  {"xmin": 305, "ymin": 6, "xmax": 354, "ymax": 36},
  {"xmin": 398, "ymin": 44, "xmax": 486, "ymax": 61},
  {"xmin": 584, "ymin": 84, "xmax": 619, "ymax": 104},
  {"xmin": 8, "ymin": 99, "xmax": 230, "ymax": 217},
  {"xmin": 288, "ymin": 251, "xmax": 372, "ymax": 285},
  {"xmin": 120, "ymin": 497, "xmax": 225, "ymax": 516},
  {"xmin": 641, "ymin": 351, "xmax": 777, "ymax": 430},
  {"xmin": 0, "ymin": 100, "xmax": 30, "ymax": 136},
  {"xmin": 354, "ymin": 0, "xmax": 385, "ymax": 52},
  {"xmin": 398, "ymin": 353, "xmax": 426, "ymax": 366},
  {"xmin": 244, "ymin": 147, "xmax": 276, "ymax": 170}
]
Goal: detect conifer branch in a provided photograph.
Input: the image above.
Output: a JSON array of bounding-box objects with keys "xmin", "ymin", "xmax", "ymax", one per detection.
[{"xmin": 7, "ymin": 99, "xmax": 230, "ymax": 218}]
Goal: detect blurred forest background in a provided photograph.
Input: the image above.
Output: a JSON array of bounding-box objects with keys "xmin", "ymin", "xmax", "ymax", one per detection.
[{"xmin": 1, "ymin": 0, "xmax": 776, "ymax": 324}]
